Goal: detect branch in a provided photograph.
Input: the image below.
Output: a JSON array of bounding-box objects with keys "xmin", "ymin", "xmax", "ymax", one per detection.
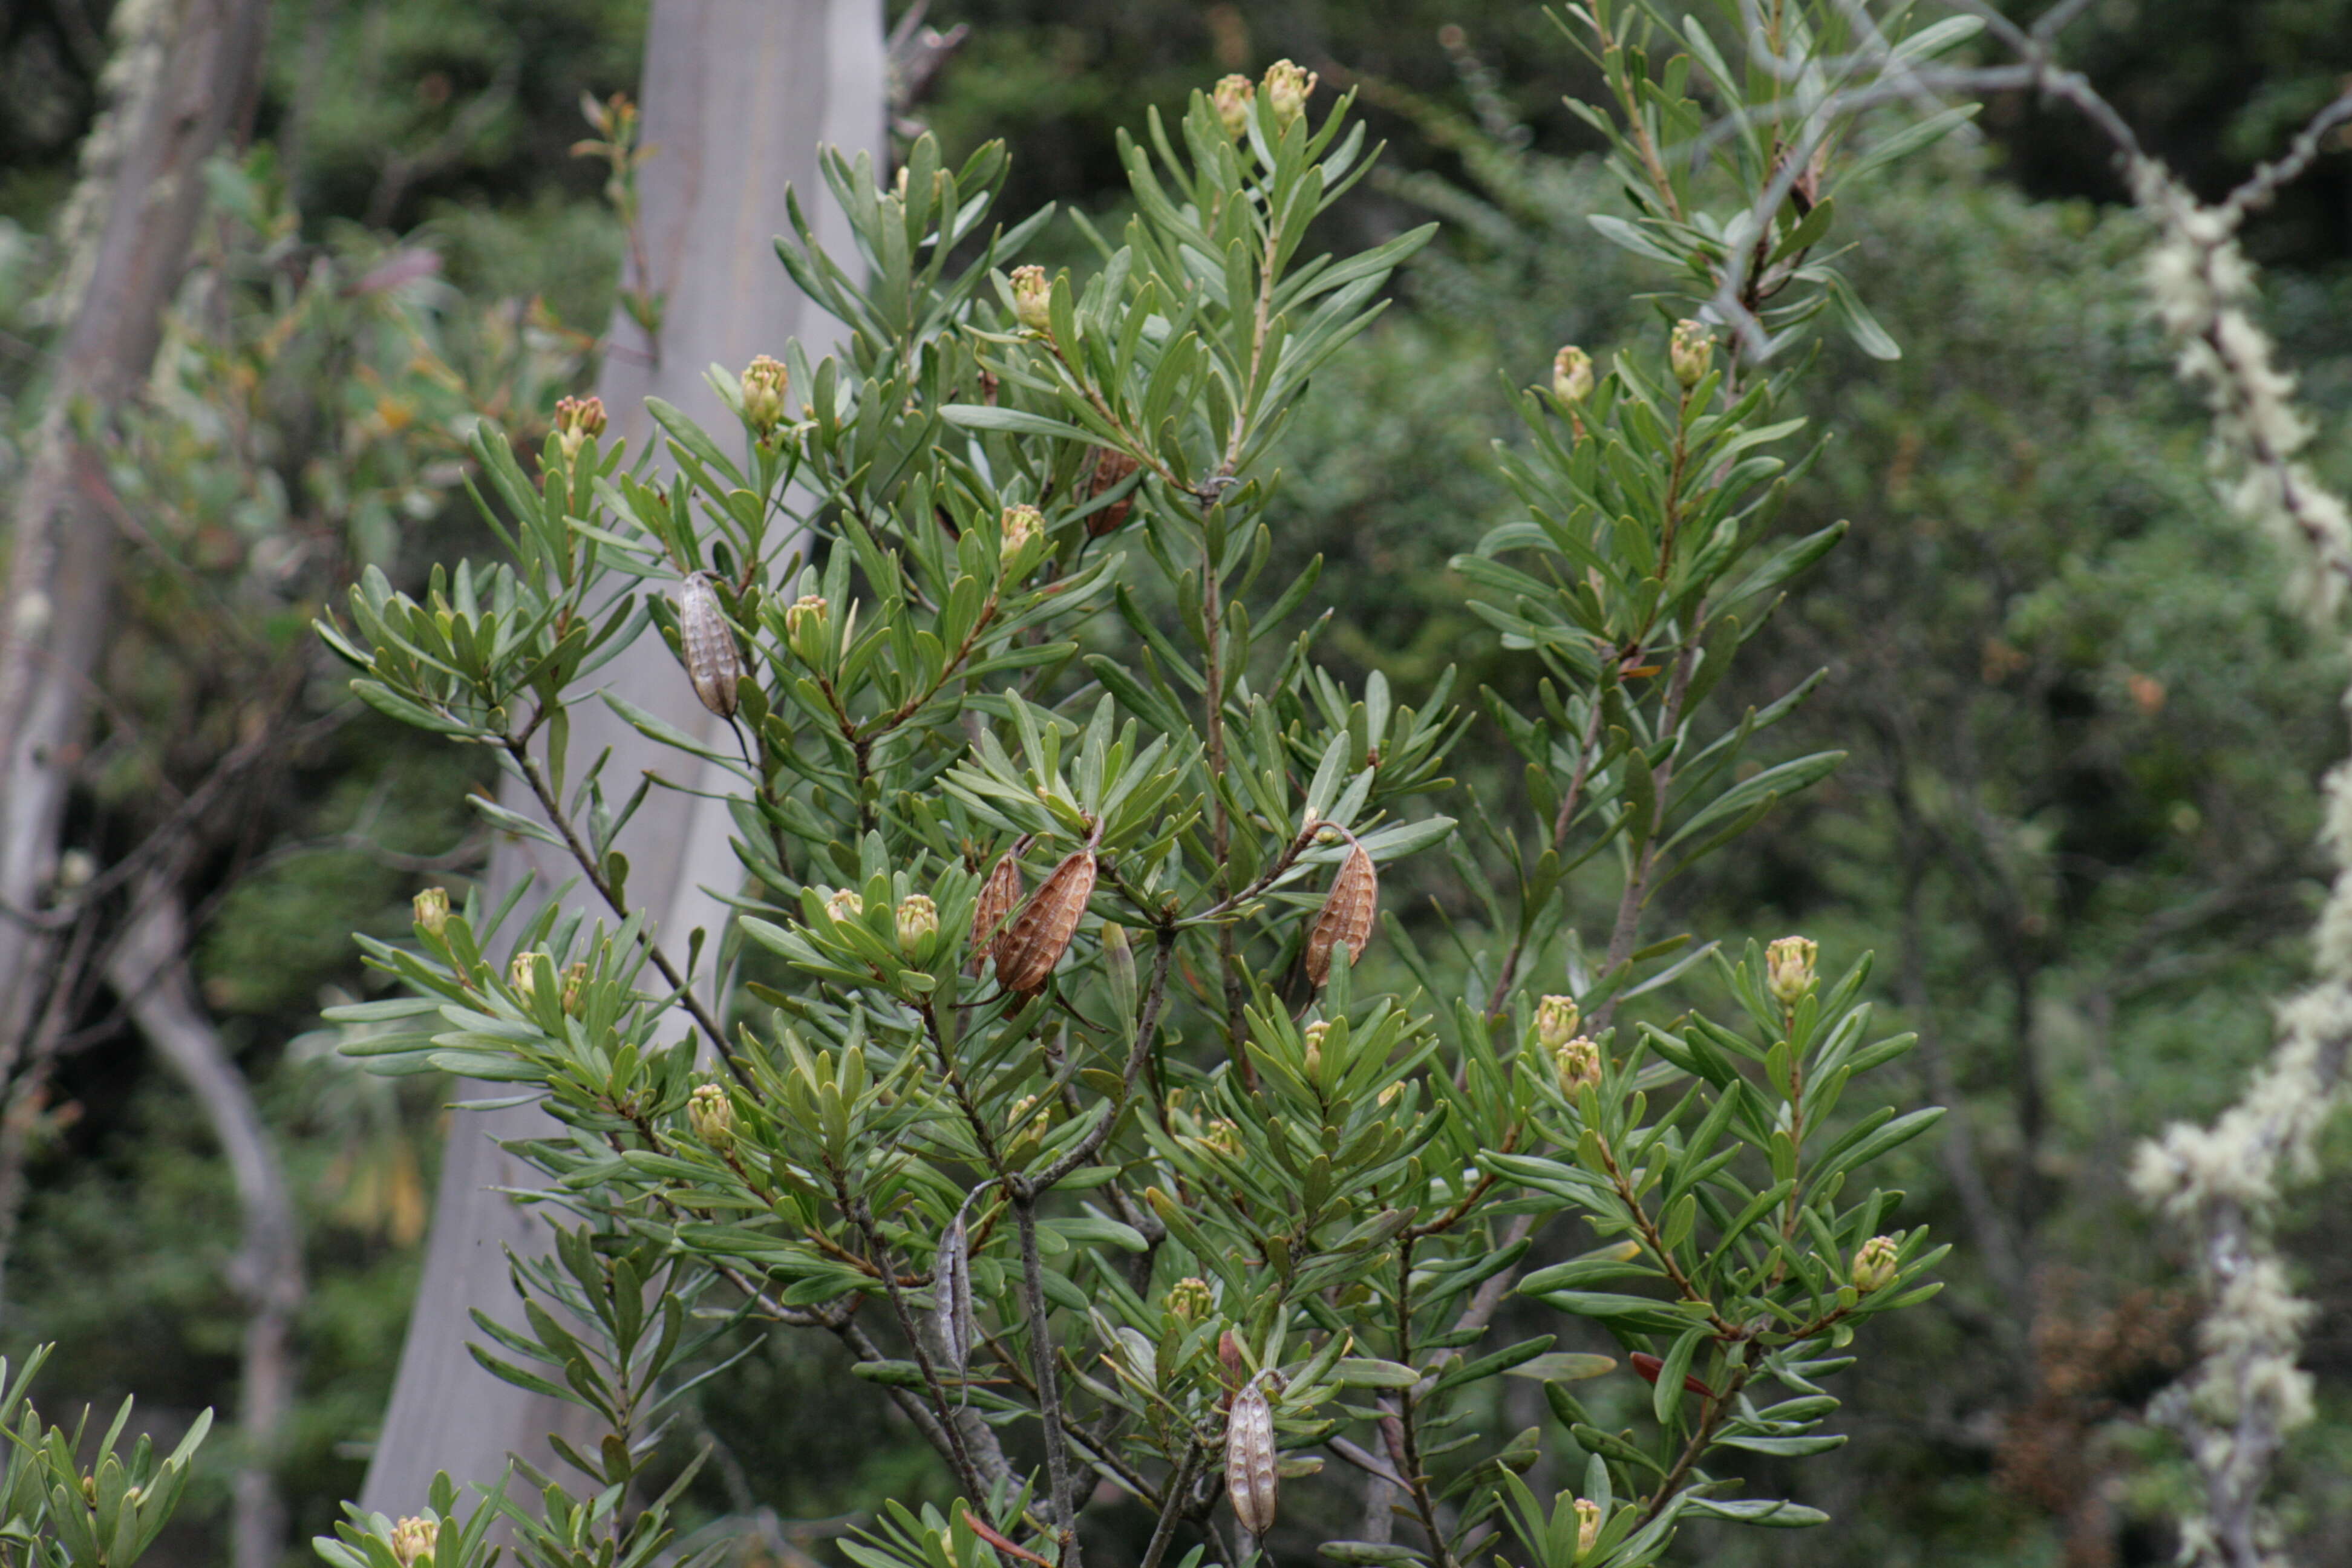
[
  {"xmin": 1009, "ymin": 1197, "xmax": 1082, "ymax": 1567},
  {"xmin": 1032, "ymin": 926, "xmax": 1177, "ymax": 1189},
  {"xmin": 500, "ymin": 736, "xmax": 746, "ymax": 1079}
]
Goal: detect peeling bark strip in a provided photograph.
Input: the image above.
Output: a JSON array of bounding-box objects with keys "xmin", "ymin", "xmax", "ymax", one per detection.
[
  {"xmin": 0, "ymin": 0, "xmax": 273, "ymax": 1057},
  {"xmin": 993, "ymin": 850, "xmax": 1096, "ymax": 995}
]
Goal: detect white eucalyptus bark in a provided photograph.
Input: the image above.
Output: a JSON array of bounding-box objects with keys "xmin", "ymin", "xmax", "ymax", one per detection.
[
  {"xmin": 0, "ymin": 0, "xmax": 272, "ymax": 1064},
  {"xmin": 356, "ymin": 0, "xmax": 884, "ymax": 1517},
  {"xmin": 108, "ymin": 878, "xmax": 302, "ymax": 1568}
]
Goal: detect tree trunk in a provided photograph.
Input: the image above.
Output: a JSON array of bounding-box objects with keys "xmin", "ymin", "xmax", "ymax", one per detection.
[
  {"xmin": 108, "ymin": 877, "xmax": 304, "ymax": 1568},
  {"xmin": 357, "ymin": 0, "xmax": 884, "ymax": 1517},
  {"xmin": 0, "ymin": 0, "xmax": 272, "ymax": 1057}
]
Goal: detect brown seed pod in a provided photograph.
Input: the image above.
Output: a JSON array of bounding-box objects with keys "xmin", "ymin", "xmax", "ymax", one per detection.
[
  {"xmin": 991, "ymin": 849, "xmax": 1096, "ymax": 994},
  {"xmin": 1224, "ymin": 1379, "xmax": 1279, "ymax": 1540},
  {"xmin": 965, "ymin": 852, "xmax": 1025, "ymax": 976},
  {"xmin": 1304, "ymin": 841, "xmax": 1377, "ymax": 985},
  {"xmin": 1085, "ymin": 449, "xmax": 1142, "ymax": 537},
  {"xmin": 676, "ymin": 572, "xmax": 742, "ymax": 720}
]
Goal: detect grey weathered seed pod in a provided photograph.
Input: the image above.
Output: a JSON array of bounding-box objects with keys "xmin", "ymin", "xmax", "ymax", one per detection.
[
  {"xmin": 1225, "ymin": 1377, "xmax": 1279, "ymax": 1540},
  {"xmin": 992, "ymin": 850, "xmax": 1096, "ymax": 995},
  {"xmin": 676, "ymin": 572, "xmax": 743, "ymax": 720},
  {"xmin": 966, "ymin": 852, "xmax": 1025, "ymax": 976},
  {"xmin": 934, "ymin": 1191, "xmax": 976, "ymax": 1399},
  {"xmin": 1304, "ymin": 841, "xmax": 1377, "ymax": 985}
]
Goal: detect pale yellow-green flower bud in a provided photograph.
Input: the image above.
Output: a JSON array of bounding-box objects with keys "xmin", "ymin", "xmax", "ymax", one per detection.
[
  {"xmin": 1535, "ymin": 994, "xmax": 1579, "ymax": 1051},
  {"xmin": 413, "ymin": 887, "xmax": 450, "ymax": 939},
  {"xmin": 1670, "ymin": 318, "xmax": 1714, "ymax": 389},
  {"xmin": 824, "ymin": 888, "xmax": 864, "ymax": 924},
  {"xmin": 785, "ymin": 593, "xmax": 831, "ymax": 666},
  {"xmin": 1765, "ymin": 935, "xmax": 1818, "ymax": 1007},
  {"xmin": 509, "ymin": 952, "xmax": 545, "ymax": 1002},
  {"xmin": 739, "ymin": 354, "xmax": 789, "ymax": 433},
  {"xmin": 1214, "ymin": 74, "xmax": 1255, "ymax": 138},
  {"xmin": 1000, "ymin": 503, "xmax": 1042, "ymax": 560},
  {"xmin": 1194, "ymin": 1118, "xmax": 1242, "ymax": 1158},
  {"xmin": 1302, "ymin": 1019, "xmax": 1330, "ymax": 1075},
  {"xmin": 1552, "ymin": 345, "xmax": 1594, "ymax": 405},
  {"xmin": 1010, "ymin": 264, "xmax": 1053, "ymax": 333},
  {"xmin": 389, "ymin": 1516, "xmax": 439, "ymax": 1568},
  {"xmin": 1573, "ymin": 1497, "xmax": 1602, "ymax": 1555},
  {"xmin": 1166, "ymin": 1275, "xmax": 1214, "ymax": 1323},
  {"xmin": 552, "ymin": 394, "xmax": 606, "ymax": 461},
  {"xmin": 1556, "ymin": 1034, "xmax": 1603, "ymax": 1096},
  {"xmin": 1852, "ymin": 1233, "xmax": 1900, "ymax": 1293},
  {"xmin": 687, "ymin": 1082, "xmax": 736, "ymax": 1152},
  {"xmin": 895, "ymin": 893, "xmax": 939, "ymax": 955},
  {"xmin": 560, "ymin": 961, "xmax": 589, "ymax": 1017},
  {"xmin": 1263, "ymin": 59, "xmax": 1317, "ymax": 127}
]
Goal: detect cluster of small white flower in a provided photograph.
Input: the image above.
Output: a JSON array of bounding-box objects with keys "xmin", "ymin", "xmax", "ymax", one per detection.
[{"xmin": 2127, "ymin": 154, "xmax": 2352, "ymax": 1568}]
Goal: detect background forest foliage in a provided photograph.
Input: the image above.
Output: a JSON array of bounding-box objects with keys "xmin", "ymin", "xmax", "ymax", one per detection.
[{"xmin": 2, "ymin": 1, "xmax": 2351, "ymax": 1566}]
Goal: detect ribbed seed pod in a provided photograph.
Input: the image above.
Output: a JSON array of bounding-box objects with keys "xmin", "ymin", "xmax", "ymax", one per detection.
[
  {"xmin": 1224, "ymin": 1379, "xmax": 1279, "ymax": 1540},
  {"xmin": 965, "ymin": 853, "xmax": 1025, "ymax": 976},
  {"xmin": 991, "ymin": 850, "xmax": 1096, "ymax": 994},
  {"xmin": 1304, "ymin": 843, "xmax": 1377, "ymax": 985},
  {"xmin": 1085, "ymin": 448, "xmax": 1141, "ymax": 537},
  {"xmin": 676, "ymin": 572, "xmax": 742, "ymax": 719}
]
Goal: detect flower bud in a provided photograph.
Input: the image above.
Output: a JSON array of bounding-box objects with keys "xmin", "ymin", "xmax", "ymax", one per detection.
[
  {"xmin": 1556, "ymin": 1034, "xmax": 1603, "ymax": 1096},
  {"xmin": 1852, "ymin": 1234, "xmax": 1900, "ymax": 1293},
  {"xmin": 509, "ymin": 952, "xmax": 545, "ymax": 1002},
  {"xmin": 1263, "ymin": 59, "xmax": 1317, "ymax": 128},
  {"xmin": 896, "ymin": 893, "xmax": 939, "ymax": 955},
  {"xmin": 1552, "ymin": 345, "xmax": 1594, "ymax": 405},
  {"xmin": 560, "ymin": 961, "xmax": 589, "ymax": 1016},
  {"xmin": 413, "ymin": 887, "xmax": 451, "ymax": 939},
  {"xmin": 1212, "ymin": 74, "xmax": 1256, "ymax": 139},
  {"xmin": 1573, "ymin": 1497, "xmax": 1602, "ymax": 1555},
  {"xmin": 553, "ymin": 394, "xmax": 607, "ymax": 461},
  {"xmin": 999, "ymin": 503, "xmax": 1042, "ymax": 561},
  {"xmin": 1187, "ymin": 1118, "xmax": 1242, "ymax": 1160},
  {"xmin": 688, "ymin": 1082, "xmax": 736, "ymax": 1152},
  {"xmin": 1010, "ymin": 264, "xmax": 1053, "ymax": 333},
  {"xmin": 739, "ymin": 354, "xmax": 789, "ymax": 434},
  {"xmin": 1302, "ymin": 1019, "xmax": 1330, "ymax": 1076},
  {"xmin": 1166, "ymin": 1275, "xmax": 1214, "ymax": 1323},
  {"xmin": 785, "ymin": 593, "xmax": 831, "ymax": 666},
  {"xmin": 1376, "ymin": 1082, "xmax": 1401, "ymax": 1108},
  {"xmin": 1670, "ymin": 319, "xmax": 1714, "ymax": 389},
  {"xmin": 1765, "ymin": 935, "xmax": 1818, "ymax": 1007},
  {"xmin": 824, "ymin": 888, "xmax": 864, "ymax": 924},
  {"xmin": 1534, "ymin": 994, "xmax": 1579, "ymax": 1051},
  {"xmin": 390, "ymin": 1517, "xmax": 439, "ymax": 1568}
]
